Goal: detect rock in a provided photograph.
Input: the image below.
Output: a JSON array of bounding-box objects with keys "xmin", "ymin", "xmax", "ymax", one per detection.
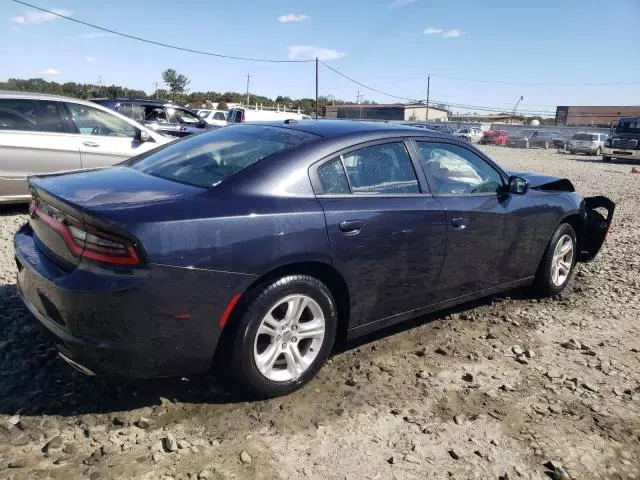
[
  {"xmin": 387, "ymin": 456, "xmax": 396, "ymax": 464},
  {"xmin": 198, "ymin": 470, "xmax": 213, "ymax": 480},
  {"xmin": 486, "ymin": 332, "xmax": 497, "ymax": 340},
  {"xmin": 500, "ymin": 384, "xmax": 516, "ymax": 392},
  {"xmin": 462, "ymin": 373, "xmax": 474, "ymax": 382},
  {"xmin": 448, "ymin": 449, "xmax": 461, "ymax": 460},
  {"xmin": 8, "ymin": 459, "xmax": 26, "ymax": 468},
  {"xmin": 240, "ymin": 450, "xmax": 252, "ymax": 464},
  {"xmin": 453, "ymin": 415, "xmax": 465, "ymax": 425},
  {"xmin": 345, "ymin": 378, "xmax": 357, "ymax": 387},
  {"xmin": 177, "ymin": 439, "xmax": 191, "ymax": 449},
  {"xmin": 62, "ymin": 443, "xmax": 78, "ymax": 454},
  {"xmin": 43, "ymin": 436, "xmax": 64, "ymax": 453},
  {"xmin": 515, "ymin": 354, "xmax": 529, "ymax": 364},
  {"xmin": 561, "ymin": 339, "xmax": 581, "ymax": 350},
  {"xmin": 112, "ymin": 416, "xmax": 128, "ymax": 427},
  {"xmin": 435, "ymin": 347, "xmax": 448, "ymax": 356},
  {"xmin": 512, "ymin": 345, "xmax": 524, "ymax": 355},
  {"xmin": 415, "ymin": 347, "xmax": 429, "ymax": 357},
  {"xmin": 404, "ymin": 454, "xmax": 421, "ymax": 464},
  {"xmin": 416, "ymin": 370, "xmax": 429, "ymax": 379},
  {"xmin": 582, "ymin": 382, "xmax": 599, "ymax": 393},
  {"xmin": 10, "ymin": 434, "xmax": 30, "ymax": 446},
  {"xmin": 163, "ymin": 434, "xmax": 178, "ymax": 452},
  {"xmin": 548, "ymin": 405, "xmax": 563, "ymax": 414},
  {"xmin": 152, "ymin": 452, "xmax": 162, "ymax": 463},
  {"xmin": 524, "ymin": 349, "xmax": 535, "ymax": 359},
  {"xmin": 613, "ymin": 387, "xmax": 624, "ymax": 397},
  {"xmin": 499, "ymin": 474, "xmax": 510, "ymax": 480},
  {"xmin": 8, "ymin": 415, "xmax": 20, "ymax": 427},
  {"xmin": 135, "ymin": 417, "xmax": 153, "ymax": 429}
]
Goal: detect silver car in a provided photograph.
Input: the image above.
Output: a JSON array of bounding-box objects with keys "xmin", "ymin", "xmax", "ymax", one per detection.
[
  {"xmin": 0, "ymin": 91, "xmax": 172, "ymax": 204},
  {"xmin": 568, "ymin": 132, "xmax": 607, "ymax": 156}
]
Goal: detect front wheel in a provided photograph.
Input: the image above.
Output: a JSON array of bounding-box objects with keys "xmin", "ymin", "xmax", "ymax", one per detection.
[
  {"xmin": 534, "ymin": 223, "xmax": 577, "ymax": 297},
  {"xmin": 227, "ymin": 275, "xmax": 337, "ymax": 398}
]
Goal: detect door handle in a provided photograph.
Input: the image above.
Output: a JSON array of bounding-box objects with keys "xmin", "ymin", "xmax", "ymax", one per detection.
[
  {"xmin": 339, "ymin": 220, "xmax": 363, "ymax": 234},
  {"xmin": 82, "ymin": 141, "xmax": 100, "ymax": 148},
  {"xmin": 451, "ymin": 217, "xmax": 467, "ymax": 230}
]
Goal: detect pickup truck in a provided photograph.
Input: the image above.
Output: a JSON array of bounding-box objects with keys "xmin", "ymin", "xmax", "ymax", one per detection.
[{"xmin": 603, "ymin": 117, "xmax": 640, "ymax": 162}]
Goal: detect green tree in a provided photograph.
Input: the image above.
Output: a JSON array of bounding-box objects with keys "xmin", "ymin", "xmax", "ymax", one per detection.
[{"xmin": 161, "ymin": 68, "xmax": 190, "ymax": 101}]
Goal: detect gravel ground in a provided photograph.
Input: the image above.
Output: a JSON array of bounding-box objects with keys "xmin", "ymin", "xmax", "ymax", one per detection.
[{"xmin": 0, "ymin": 147, "xmax": 638, "ymax": 480}]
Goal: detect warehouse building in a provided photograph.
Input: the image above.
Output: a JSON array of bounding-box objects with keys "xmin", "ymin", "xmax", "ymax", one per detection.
[
  {"xmin": 555, "ymin": 106, "xmax": 640, "ymax": 127},
  {"xmin": 325, "ymin": 104, "xmax": 449, "ymax": 122}
]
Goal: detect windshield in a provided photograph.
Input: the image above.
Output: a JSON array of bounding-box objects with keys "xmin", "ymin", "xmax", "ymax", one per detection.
[
  {"xmin": 130, "ymin": 125, "xmax": 317, "ymax": 188},
  {"xmin": 615, "ymin": 120, "xmax": 640, "ymax": 135}
]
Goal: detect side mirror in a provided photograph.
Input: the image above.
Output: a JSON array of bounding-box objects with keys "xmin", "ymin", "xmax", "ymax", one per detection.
[
  {"xmin": 508, "ymin": 176, "xmax": 529, "ymax": 195},
  {"xmin": 138, "ymin": 129, "xmax": 153, "ymax": 142}
]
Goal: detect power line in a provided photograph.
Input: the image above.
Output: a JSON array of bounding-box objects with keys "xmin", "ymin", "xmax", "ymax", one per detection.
[{"xmin": 11, "ymin": 0, "xmax": 314, "ymax": 63}]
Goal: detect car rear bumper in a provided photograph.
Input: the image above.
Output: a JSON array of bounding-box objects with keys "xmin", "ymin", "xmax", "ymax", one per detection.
[
  {"xmin": 570, "ymin": 145, "xmax": 599, "ymax": 153},
  {"xmin": 602, "ymin": 147, "xmax": 640, "ymax": 159},
  {"xmin": 15, "ymin": 224, "xmax": 255, "ymax": 379}
]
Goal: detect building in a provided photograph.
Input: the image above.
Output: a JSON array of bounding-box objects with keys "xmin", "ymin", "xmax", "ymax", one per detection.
[
  {"xmin": 449, "ymin": 113, "xmax": 523, "ymax": 124},
  {"xmin": 555, "ymin": 106, "xmax": 640, "ymax": 127},
  {"xmin": 324, "ymin": 104, "xmax": 448, "ymax": 122}
]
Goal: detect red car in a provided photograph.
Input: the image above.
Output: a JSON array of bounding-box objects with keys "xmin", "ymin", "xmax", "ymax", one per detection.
[{"xmin": 480, "ymin": 130, "xmax": 508, "ymax": 145}]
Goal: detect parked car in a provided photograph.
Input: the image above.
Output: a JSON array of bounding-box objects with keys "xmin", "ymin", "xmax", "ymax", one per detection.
[
  {"xmin": 15, "ymin": 121, "xmax": 614, "ymax": 397},
  {"xmin": 0, "ymin": 91, "xmax": 171, "ymax": 204},
  {"xmin": 479, "ymin": 130, "xmax": 507, "ymax": 145},
  {"xmin": 568, "ymin": 132, "xmax": 607, "ymax": 156},
  {"xmin": 529, "ymin": 131, "xmax": 564, "ymax": 149},
  {"xmin": 602, "ymin": 117, "xmax": 640, "ymax": 162},
  {"xmin": 93, "ymin": 98, "xmax": 216, "ymax": 138},
  {"xmin": 453, "ymin": 127, "xmax": 482, "ymax": 143},
  {"xmin": 227, "ymin": 107, "xmax": 307, "ymax": 123},
  {"xmin": 506, "ymin": 129, "xmax": 537, "ymax": 148},
  {"xmin": 197, "ymin": 109, "xmax": 229, "ymax": 127}
]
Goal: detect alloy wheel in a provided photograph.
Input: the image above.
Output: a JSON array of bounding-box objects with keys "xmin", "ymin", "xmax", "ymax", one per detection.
[
  {"xmin": 253, "ymin": 294, "xmax": 325, "ymax": 382},
  {"xmin": 550, "ymin": 234, "xmax": 574, "ymax": 287}
]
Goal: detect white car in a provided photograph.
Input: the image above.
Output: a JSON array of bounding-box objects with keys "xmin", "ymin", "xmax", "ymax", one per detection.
[
  {"xmin": 0, "ymin": 91, "xmax": 172, "ymax": 204},
  {"xmin": 227, "ymin": 107, "xmax": 309, "ymax": 124},
  {"xmin": 453, "ymin": 127, "xmax": 483, "ymax": 143},
  {"xmin": 196, "ymin": 109, "xmax": 228, "ymax": 127}
]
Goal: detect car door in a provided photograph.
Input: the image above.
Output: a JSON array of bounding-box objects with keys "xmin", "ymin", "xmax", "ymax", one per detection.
[
  {"xmin": 65, "ymin": 102, "xmax": 155, "ymax": 169},
  {"xmin": 0, "ymin": 98, "xmax": 81, "ymax": 201},
  {"xmin": 413, "ymin": 140, "xmax": 536, "ymax": 299},
  {"xmin": 312, "ymin": 140, "xmax": 447, "ymax": 329}
]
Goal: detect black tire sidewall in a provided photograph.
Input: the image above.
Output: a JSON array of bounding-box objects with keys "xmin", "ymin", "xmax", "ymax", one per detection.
[
  {"xmin": 535, "ymin": 223, "xmax": 578, "ymax": 296},
  {"xmin": 231, "ymin": 275, "xmax": 337, "ymax": 398}
]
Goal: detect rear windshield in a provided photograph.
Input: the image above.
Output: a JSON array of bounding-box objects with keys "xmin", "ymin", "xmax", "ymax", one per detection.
[
  {"xmin": 572, "ymin": 133, "xmax": 597, "ymax": 141},
  {"xmin": 130, "ymin": 125, "xmax": 317, "ymax": 188}
]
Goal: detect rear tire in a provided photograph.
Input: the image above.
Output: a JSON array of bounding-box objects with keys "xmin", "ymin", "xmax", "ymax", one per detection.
[
  {"xmin": 226, "ymin": 275, "xmax": 337, "ymax": 398},
  {"xmin": 602, "ymin": 155, "xmax": 612, "ymax": 163},
  {"xmin": 534, "ymin": 223, "xmax": 577, "ymax": 297}
]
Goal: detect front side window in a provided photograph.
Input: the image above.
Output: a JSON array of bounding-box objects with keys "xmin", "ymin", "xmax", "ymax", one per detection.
[
  {"xmin": 168, "ymin": 107, "xmax": 202, "ymax": 125},
  {"xmin": 130, "ymin": 125, "xmax": 317, "ymax": 188},
  {"xmin": 67, "ymin": 103, "xmax": 137, "ymax": 138},
  {"xmin": 417, "ymin": 142, "xmax": 503, "ymax": 195},
  {"xmin": 213, "ymin": 112, "xmax": 227, "ymax": 121},
  {"xmin": 340, "ymin": 142, "xmax": 419, "ymax": 195},
  {"xmin": 115, "ymin": 103, "xmax": 133, "ymax": 118},
  {"xmin": 0, "ymin": 99, "xmax": 65, "ymax": 133},
  {"xmin": 144, "ymin": 106, "xmax": 168, "ymax": 123}
]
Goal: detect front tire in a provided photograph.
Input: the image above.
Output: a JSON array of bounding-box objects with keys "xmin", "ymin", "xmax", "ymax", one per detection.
[
  {"xmin": 534, "ymin": 223, "xmax": 577, "ymax": 297},
  {"xmin": 228, "ymin": 275, "xmax": 337, "ymax": 398}
]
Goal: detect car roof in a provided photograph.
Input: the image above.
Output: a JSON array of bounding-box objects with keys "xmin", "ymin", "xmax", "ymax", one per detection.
[
  {"xmin": 256, "ymin": 119, "xmax": 447, "ymax": 139},
  {"xmin": 92, "ymin": 97, "xmax": 174, "ymax": 105},
  {"xmin": 0, "ymin": 90, "xmax": 93, "ymax": 103}
]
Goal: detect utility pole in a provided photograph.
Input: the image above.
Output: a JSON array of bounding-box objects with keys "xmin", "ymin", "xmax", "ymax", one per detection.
[
  {"xmin": 426, "ymin": 75, "xmax": 430, "ymax": 123},
  {"xmin": 245, "ymin": 73, "xmax": 252, "ymax": 105},
  {"xmin": 315, "ymin": 58, "xmax": 319, "ymax": 120},
  {"xmin": 155, "ymin": 82, "xmax": 159, "ymax": 100}
]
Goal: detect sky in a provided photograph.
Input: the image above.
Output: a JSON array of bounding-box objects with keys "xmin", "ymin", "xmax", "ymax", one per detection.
[{"xmin": 2, "ymin": 0, "xmax": 640, "ymax": 116}]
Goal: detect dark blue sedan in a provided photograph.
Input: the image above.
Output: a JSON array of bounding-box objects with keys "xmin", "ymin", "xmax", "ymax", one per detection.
[{"xmin": 14, "ymin": 121, "xmax": 614, "ymax": 397}]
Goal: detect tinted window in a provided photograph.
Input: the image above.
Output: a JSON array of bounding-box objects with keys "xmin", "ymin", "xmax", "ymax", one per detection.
[
  {"xmin": 130, "ymin": 125, "xmax": 317, "ymax": 188},
  {"xmin": 417, "ymin": 142, "xmax": 503, "ymax": 195},
  {"xmin": 318, "ymin": 158, "xmax": 350, "ymax": 194},
  {"xmin": 340, "ymin": 142, "xmax": 419, "ymax": 195},
  {"xmin": 169, "ymin": 107, "xmax": 201, "ymax": 124},
  {"xmin": 144, "ymin": 106, "xmax": 168, "ymax": 123},
  {"xmin": 131, "ymin": 104, "xmax": 145, "ymax": 123},
  {"xmin": 615, "ymin": 121, "xmax": 640, "ymax": 134},
  {"xmin": 0, "ymin": 99, "xmax": 65, "ymax": 133},
  {"xmin": 67, "ymin": 103, "xmax": 137, "ymax": 138},
  {"xmin": 115, "ymin": 103, "xmax": 133, "ymax": 118},
  {"xmin": 213, "ymin": 112, "xmax": 227, "ymax": 121}
]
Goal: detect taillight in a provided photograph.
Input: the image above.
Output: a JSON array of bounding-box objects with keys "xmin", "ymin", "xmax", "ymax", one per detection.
[{"xmin": 32, "ymin": 203, "xmax": 141, "ymax": 266}]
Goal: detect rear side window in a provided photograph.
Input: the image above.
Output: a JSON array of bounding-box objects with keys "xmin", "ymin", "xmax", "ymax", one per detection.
[
  {"xmin": 318, "ymin": 158, "xmax": 350, "ymax": 194},
  {"xmin": 0, "ymin": 99, "xmax": 65, "ymax": 133},
  {"xmin": 130, "ymin": 125, "xmax": 317, "ymax": 188}
]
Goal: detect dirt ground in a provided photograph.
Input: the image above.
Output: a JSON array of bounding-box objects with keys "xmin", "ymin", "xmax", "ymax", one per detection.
[{"xmin": 0, "ymin": 146, "xmax": 638, "ymax": 480}]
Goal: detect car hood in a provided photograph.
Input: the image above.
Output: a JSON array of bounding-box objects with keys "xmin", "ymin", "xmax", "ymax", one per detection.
[{"xmin": 509, "ymin": 171, "xmax": 575, "ymax": 192}]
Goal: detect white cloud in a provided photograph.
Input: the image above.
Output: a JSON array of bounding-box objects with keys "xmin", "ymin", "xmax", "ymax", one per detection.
[
  {"xmin": 42, "ymin": 68, "xmax": 59, "ymax": 75},
  {"xmin": 423, "ymin": 28, "xmax": 443, "ymax": 35},
  {"xmin": 389, "ymin": 0, "xmax": 417, "ymax": 7},
  {"xmin": 85, "ymin": 56, "xmax": 95, "ymax": 63},
  {"xmin": 10, "ymin": 9, "xmax": 71, "ymax": 25},
  {"xmin": 442, "ymin": 29, "xmax": 464, "ymax": 38},
  {"xmin": 288, "ymin": 45, "xmax": 346, "ymax": 61},
  {"xmin": 77, "ymin": 32, "xmax": 115, "ymax": 39},
  {"xmin": 278, "ymin": 13, "xmax": 310, "ymax": 23}
]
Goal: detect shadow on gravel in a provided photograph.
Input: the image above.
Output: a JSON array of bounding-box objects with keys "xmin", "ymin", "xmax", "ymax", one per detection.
[
  {"xmin": 0, "ymin": 204, "xmax": 28, "ymax": 216},
  {"xmin": 571, "ymin": 156, "xmax": 640, "ymax": 166},
  {"xmin": 0, "ymin": 276, "xmax": 533, "ymax": 418}
]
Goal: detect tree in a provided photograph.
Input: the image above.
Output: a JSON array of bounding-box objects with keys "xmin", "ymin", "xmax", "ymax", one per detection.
[
  {"xmin": 161, "ymin": 68, "xmax": 190, "ymax": 100},
  {"xmin": 217, "ymin": 100, "xmax": 228, "ymax": 111}
]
